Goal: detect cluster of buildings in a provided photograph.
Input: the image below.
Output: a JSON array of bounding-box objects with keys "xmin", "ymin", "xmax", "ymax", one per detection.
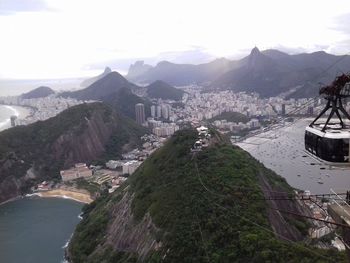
[
  {"xmin": 135, "ymin": 102, "xmax": 180, "ymax": 137},
  {"xmin": 166, "ymin": 86, "xmax": 350, "ymax": 126},
  {"xmin": 296, "ymin": 190, "xmax": 345, "ymax": 250},
  {"xmin": 0, "ymin": 94, "xmax": 84, "ymax": 125},
  {"xmin": 212, "ymin": 118, "xmax": 260, "ymax": 133},
  {"xmin": 150, "ymin": 103, "xmax": 173, "ymax": 120},
  {"xmin": 58, "ymin": 133, "xmax": 166, "ymax": 193},
  {"xmin": 60, "ymin": 163, "xmax": 93, "ymax": 182},
  {"xmin": 192, "ymin": 126, "xmax": 211, "ymax": 151}
]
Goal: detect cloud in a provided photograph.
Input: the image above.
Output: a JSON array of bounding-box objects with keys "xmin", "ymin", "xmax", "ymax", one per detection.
[
  {"xmin": 0, "ymin": 0, "xmax": 52, "ymax": 15},
  {"xmin": 332, "ymin": 13, "xmax": 350, "ymax": 35}
]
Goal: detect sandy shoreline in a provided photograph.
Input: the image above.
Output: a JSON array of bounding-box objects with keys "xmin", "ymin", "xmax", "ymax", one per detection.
[
  {"xmin": 0, "ymin": 104, "xmax": 32, "ymax": 131},
  {"xmin": 31, "ymin": 189, "xmax": 93, "ymax": 204}
]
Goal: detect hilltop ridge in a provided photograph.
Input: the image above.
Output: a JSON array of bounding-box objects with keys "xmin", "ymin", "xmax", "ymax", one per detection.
[{"xmin": 68, "ymin": 129, "xmax": 345, "ymax": 262}]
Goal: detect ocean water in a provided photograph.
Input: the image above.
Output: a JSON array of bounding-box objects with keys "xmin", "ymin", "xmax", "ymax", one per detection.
[
  {"xmin": 0, "ymin": 105, "xmax": 17, "ymax": 130},
  {"xmin": 237, "ymin": 119, "xmax": 350, "ymax": 194},
  {"xmin": 0, "ymin": 197, "xmax": 83, "ymax": 263}
]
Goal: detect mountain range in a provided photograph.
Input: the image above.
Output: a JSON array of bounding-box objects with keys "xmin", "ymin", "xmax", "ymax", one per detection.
[
  {"xmin": 126, "ymin": 48, "xmax": 350, "ymax": 98},
  {"xmin": 60, "ymin": 71, "xmax": 151, "ymax": 119},
  {"xmin": 60, "ymin": 71, "xmax": 184, "ymax": 119}
]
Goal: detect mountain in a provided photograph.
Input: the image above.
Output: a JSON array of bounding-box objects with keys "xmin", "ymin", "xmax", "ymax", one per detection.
[
  {"xmin": 127, "ymin": 61, "xmax": 153, "ymax": 81},
  {"xmin": 146, "ymin": 80, "xmax": 185, "ymax": 100},
  {"xmin": 80, "ymin": 67, "xmax": 112, "ymax": 87},
  {"xmin": 126, "ymin": 48, "xmax": 350, "ymax": 98},
  {"xmin": 0, "ymin": 102, "xmax": 146, "ymax": 204},
  {"xmin": 60, "ymin": 72, "xmax": 151, "ymax": 119},
  {"xmin": 68, "ymin": 129, "xmax": 345, "ymax": 262},
  {"xmin": 20, "ymin": 86, "xmax": 55, "ymax": 99},
  {"xmin": 126, "ymin": 58, "xmax": 235, "ymax": 86}
]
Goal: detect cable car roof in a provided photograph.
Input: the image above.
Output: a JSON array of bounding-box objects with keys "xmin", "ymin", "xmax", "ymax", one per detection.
[{"xmin": 306, "ymin": 125, "xmax": 350, "ymax": 139}]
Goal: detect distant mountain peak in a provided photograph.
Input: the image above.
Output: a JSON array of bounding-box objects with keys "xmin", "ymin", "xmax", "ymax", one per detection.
[
  {"xmin": 127, "ymin": 61, "xmax": 152, "ymax": 81},
  {"xmin": 103, "ymin": 66, "xmax": 112, "ymax": 74},
  {"xmin": 21, "ymin": 86, "xmax": 55, "ymax": 99},
  {"xmin": 251, "ymin": 46, "xmax": 260, "ymax": 55},
  {"xmin": 157, "ymin": 60, "xmax": 172, "ymax": 66},
  {"xmin": 80, "ymin": 66, "xmax": 113, "ymax": 87},
  {"xmin": 247, "ymin": 46, "xmax": 271, "ymax": 69}
]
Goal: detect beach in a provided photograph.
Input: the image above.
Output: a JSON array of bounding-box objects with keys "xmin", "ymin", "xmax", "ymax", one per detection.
[
  {"xmin": 35, "ymin": 189, "xmax": 93, "ymax": 204},
  {"xmin": 0, "ymin": 104, "xmax": 32, "ymax": 131}
]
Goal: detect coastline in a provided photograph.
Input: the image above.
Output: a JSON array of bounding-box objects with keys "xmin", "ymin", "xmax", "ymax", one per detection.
[
  {"xmin": 0, "ymin": 104, "xmax": 32, "ymax": 131},
  {"xmin": 33, "ymin": 189, "xmax": 93, "ymax": 204},
  {"xmin": 0, "ymin": 196, "xmax": 22, "ymax": 206}
]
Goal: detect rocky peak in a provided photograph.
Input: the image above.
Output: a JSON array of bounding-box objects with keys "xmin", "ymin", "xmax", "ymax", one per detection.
[
  {"xmin": 103, "ymin": 66, "xmax": 112, "ymax": 74},
  {"xmin": 247, "ymin": 46, "xmax": 273, "ymax": 70},
  {"xmin": 127, "ymin": 61, "xmax": 152, "ymax": 79}
]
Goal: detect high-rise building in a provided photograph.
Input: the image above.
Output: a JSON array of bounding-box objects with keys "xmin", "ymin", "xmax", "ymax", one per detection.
[
  {"xmin": 161, "ymin": 105, "xmax": 169, "ymax": 119},
  {"xmin": 10, "ymin": 115, "xmax": 17, "ymax": 127},
  {"xmin": 135, "ymin": 103, "xmax": 145, "ymax": 125},
  {"xmin": 151, "ymin": 105, "xmax": 156, "ymax": 118},
  {"xmin": 156, "ymin": 105, "xmax": 162, "ymax": 118},
  {"xmin": 281, "ymin": 104, "xmax": 286, "ymax": 115}
]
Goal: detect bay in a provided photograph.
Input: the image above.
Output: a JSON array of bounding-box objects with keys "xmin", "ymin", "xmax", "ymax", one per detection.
[
  {"xmin": 237, "ymin": 119, "xmax": 350, "ymax": 194},
  {"xmin": 0, "ymin": 197, "xmax": 83, "ymax": 263}
]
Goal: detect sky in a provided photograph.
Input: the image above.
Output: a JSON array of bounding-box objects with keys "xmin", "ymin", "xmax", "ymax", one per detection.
[{"xmin": 1, "ymin": 0, "xmax": 350, "ymax": 79}]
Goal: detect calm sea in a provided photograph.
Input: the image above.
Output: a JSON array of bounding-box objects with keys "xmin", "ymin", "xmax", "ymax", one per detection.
[
  {"xmin": 237, "ymin": 119, "xmax": 350, "ymax": 194},
  {"xmin": 0, "ymin": 105, "xmax": 15, "ymax": 130},
  {"xmin": 0, "ymin": 197, "xmax": 83, "ymax": 263}
]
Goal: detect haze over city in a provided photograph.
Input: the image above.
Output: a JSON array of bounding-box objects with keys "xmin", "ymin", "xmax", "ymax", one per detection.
[{"xmin": 1, "ymin": 1, "xmax": 350, "ymax": 262}]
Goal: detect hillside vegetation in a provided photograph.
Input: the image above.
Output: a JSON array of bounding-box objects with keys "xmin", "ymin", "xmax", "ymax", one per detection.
[
  {"xmin": 0, "ymin": 102, "xmax": 146, "ymax": 203},
  {"xmin": 60, "ymin": 72, "xmax": 151, "ymax": 119},
  {"xmin": 146, "ymin": 80, "xmax": 184, "ymax": 101},
  {"xmin": 210, "ymin": 111, "xmax": 249, "ymax": 123},
  {"xmin": 69, "ymin": 129, "xmax": 345, "ymax": 263}
]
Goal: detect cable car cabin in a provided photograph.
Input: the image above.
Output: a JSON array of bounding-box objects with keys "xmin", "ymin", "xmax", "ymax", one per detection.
[
  {"xmin": 305, "ymin": 74, "xmax": 350, "ymax": 164},
  {"xmin": 305, "ymin": 125, "xmax": 350, "ymax": 163}
]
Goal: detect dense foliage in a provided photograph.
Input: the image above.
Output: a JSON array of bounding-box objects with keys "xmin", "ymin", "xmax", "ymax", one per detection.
[
  {"xmin": 210, "ymin": 111, "xmax": 250, "ymax": 123},
  {"xmin": 69, "ymin": 129, "xmax": 346, "ymax": 262},
  {"xmin": 146, "ymin": 80, "xmax": 184, "ymax": 101},
  {"xmin": 0, "ymin": 102, "xmax": 145, "ymax": 190},
  {"xmin": 0, "ymin": 103, "xmax": 102, "ymax": 184}
]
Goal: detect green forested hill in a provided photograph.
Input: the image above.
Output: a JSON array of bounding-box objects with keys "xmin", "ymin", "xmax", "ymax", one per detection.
[
  {"xmin": 146, "ymin": 80, "xmax": 184, "ymax": 101},
  {"xmin": 210, "ymin": 111, "xmax": 249, "ymax": 123},
  {"xmin": 0, "ymin": 102, "xmax": 146, "ymax": 203},
  {"xmin": 68, "ymin": 129, "xmax": 345, "ymax": 262}
]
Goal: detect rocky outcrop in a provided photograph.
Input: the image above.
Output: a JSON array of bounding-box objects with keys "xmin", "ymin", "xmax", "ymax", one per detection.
[
  {"xmin": 0, "ymin": 103, "xmax": 145, "ymax": 204},
  {"xmin": 258, "ymin": 171, "xmax": 305, "ymax": 241},
  {"xmin": 52, "ymin": 110, "xmax": 114, "ymax": 168},
  {"xmin": 80, "ymin": 67, "xmax": 112, "ymax": 87},
  {"xmin": 103, "ymin": 192, "xmax": 159, "ymax": 260}
]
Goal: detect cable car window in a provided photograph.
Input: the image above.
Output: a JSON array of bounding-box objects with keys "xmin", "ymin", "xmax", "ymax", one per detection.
[{"xmin": 318, "ymin": 138, "xmax": 349, "ymax": 162}]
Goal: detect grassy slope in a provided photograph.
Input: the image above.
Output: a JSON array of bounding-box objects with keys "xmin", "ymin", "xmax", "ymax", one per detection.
[{"xmin": 69, "ymin": 129, "xmax": 346, "ymax": 263}]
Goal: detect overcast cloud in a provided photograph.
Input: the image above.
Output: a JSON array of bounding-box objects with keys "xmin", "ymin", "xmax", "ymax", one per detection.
[
  {"xmin": 1, "ymin": 0, "xmax": 350, "ymax": 79},
  {"xmin": 0, "ymin": 0, "xmax": 52, "ymax": 15}
]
